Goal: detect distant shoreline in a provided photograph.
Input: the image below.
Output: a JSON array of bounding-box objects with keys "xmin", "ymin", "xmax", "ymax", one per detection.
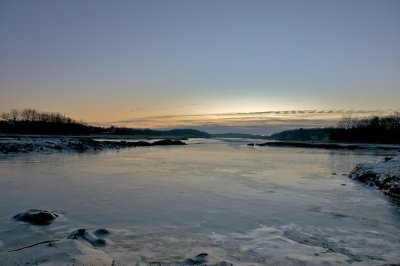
[{"xmin": 249, "ymin": 141, "xmax": 400, "ymax": 151}]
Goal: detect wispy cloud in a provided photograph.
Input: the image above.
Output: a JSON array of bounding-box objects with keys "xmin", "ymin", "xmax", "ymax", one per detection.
[
  {"xmin": 129, "ymin": 107, "xmax": 147, "ymax": 113},
  {"xmin": 129, "ymin": 103, "xmax": 203, "ymax": 113},
  {"xmin": 157, "ymin": 103, "xmax": 203, "ymax": 111},
  {"xmin": 107, "ymin": 109, "xmax": 395, "ymax": 134}
]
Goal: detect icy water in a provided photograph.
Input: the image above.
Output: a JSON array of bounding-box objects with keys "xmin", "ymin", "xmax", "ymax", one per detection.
[{"xmin": 0, "ymin": 138, "xmax": 400, "ymax": 265}]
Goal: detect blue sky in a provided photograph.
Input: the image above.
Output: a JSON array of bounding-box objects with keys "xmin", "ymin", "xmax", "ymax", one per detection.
[{"xmin": 1, "ymin": 0, "xmax": 399, "ymax": 134}]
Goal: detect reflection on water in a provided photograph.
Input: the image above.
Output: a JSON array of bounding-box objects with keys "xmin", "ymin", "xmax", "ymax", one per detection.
[{"xmin": 0, "ymin": 139, "xmax": 399, "ymax": 264}]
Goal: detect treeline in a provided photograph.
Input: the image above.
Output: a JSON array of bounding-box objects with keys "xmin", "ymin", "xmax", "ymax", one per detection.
[
  {"xmin": 1, "ymin": 108, "xmax": 77, "ymax": 124},
  {"xmin": 0, "ymin": 108, "xmax": 210, "ymax": 138},
  {"xmin": 331, "ymin": 113, "xmax": 400, "ymax": 143},
  {"xmin": 267, "ymin": 128, "xmax": 333, "ymax": 142},
  {"xmin": 268, "ymin": 113, "xmax": 400, "ymax": 144},
  {"xmin": 0, "ymin": 108, "xmax": 99, "ymax": 135}
]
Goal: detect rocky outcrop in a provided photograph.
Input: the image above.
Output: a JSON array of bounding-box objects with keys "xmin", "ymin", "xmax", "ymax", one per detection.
[
  {"xmin": 0, "ymin": 138, "xmax": 187, "ymax": 154},
  {"xmin": 182, "ymin": 253, "xmax": 233, "ymax": 266},
  {"xmin": 68, "ymin": 228, "xmax": 107, "ymax": 247},
  {"xmin": 183, "ymin": 253, "xmax": 209, "ymax": 265},
  {"xmin": 152, "ymin": 139, "xmax": 187, "ymax": 146},
  {"xmin": 349, "ymin": 156, "xmax": 400, "ymax": 199},
  {"xmin": 13, "ymin": 209, "xmax": 58, "ymax": 225}
]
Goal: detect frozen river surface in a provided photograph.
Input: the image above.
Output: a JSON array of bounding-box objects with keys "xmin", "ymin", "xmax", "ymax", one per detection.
[{"xmin": 0, "ymin": 139, "xmax": 399, "ymax": 265}]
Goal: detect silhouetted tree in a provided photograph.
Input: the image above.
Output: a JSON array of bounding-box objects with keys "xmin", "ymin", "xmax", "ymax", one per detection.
[
  {"xmin": 0, "ymin": 112, "xmax": 11, "ymax": 121},
  {"xmin": 0, "ymin": 108, "xmax": 211, "ymax": 137},
  {"xmin": 331, "ymin": 113, "xmax": 400, "ymax": 143},
  {"xmin": 9, "ymin": 109, "xmax": 20, "ymax": 122},
  {"xmin": 21, "ymin": 108, "xmax": 39, "ymax": 121}
]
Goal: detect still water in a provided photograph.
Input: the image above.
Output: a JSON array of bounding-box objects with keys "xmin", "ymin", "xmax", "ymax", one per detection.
[{"xmin": 0, "ymin": 139, "xmax": 399, "ymax": 265}]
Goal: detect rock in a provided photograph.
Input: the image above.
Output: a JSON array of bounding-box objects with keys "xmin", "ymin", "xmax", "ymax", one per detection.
[
  {"xmin": 183, "ymin": 258, "xmax": 197, "ymax": 265},
  {"xmin": 210, "ymin": 262, "xmax": 233, "ymax": 266},
  {"xmin": 93, "ymin": 228, "xmax": 111, "ymax": 237},
  {"xmin": 128, "ymin": 141, "xmax": 152, "ymax": 147},
  {"xmin": 193, "ymin": 253, "xmax": 208, "ymax": 264},
  {"xmin": 0, "ymin": 143, "xmax": 21, "ymax": 153},
  {"xmin": 68, "ymin": 229, "xmax": 106, "ymax": 247},
  {"xmin": 247, "ymin": 143, "xmax": 255, "ymax": 146},
  {"xmin": 50, "ymin": 145, "xmax": 63, "ymax": 150},
  {"xmin": 183, "ymin": 253, "xmax": 208, "ymax": 265},
  {"xmin": 152, "ymin": 139, "xmax": 186, "ymax": 146},
  {"xmin": 69, "ymin": 142, "xmax": 88, "ymax": 151},
  {"xmin": 349, "ymin": 156, "xmax": 400, "ymax": 198},
  {"xmin": 384, "ymin": 156, "xmax": 393, "ymax": 162},
  {"xmin": 13, "ymin": 209, "xmax": 58, "ymax": 225}
]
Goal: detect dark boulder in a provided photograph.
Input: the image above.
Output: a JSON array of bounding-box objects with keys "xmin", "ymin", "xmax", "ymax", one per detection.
[
  {"xmin": 68, "ymin": 228, "xmax": 106, "ymax": 247},
  {"xmin": 0, "ymin": 143, "xmax": 22, "ymax": 153},
  {"xmin": 183, "ymin": 253, "xmax": 208, "ymax": 265},
  {"xmin": 13, "ymin": 209, "xmax": 58, "ymax": 225},
  {"xmin": 210, "ymin": 262, "xmax": 233, "ymax": 266},
  {"xmin": 152, "ymin": 139, "xmax": 186, "ymax": 146},
  {"xmin": 50, "ymin": 145, "xmax": 63, "ymax": 150},
  {"xmin": 93, "ymin": 228, "xmax": 111, "ymax": 237},
  {"xmin": 128, "ymin": 141, "xmax": 152, "ymax": 147}
]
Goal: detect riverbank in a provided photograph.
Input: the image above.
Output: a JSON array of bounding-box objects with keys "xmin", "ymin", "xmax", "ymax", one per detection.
[
  {"xmin": 0, "ymin": 136, "xmax": 186, "ymax": 154},
  {"xmin": 250, "ymin": 141, "xmax": 400, "ymax": 151}
]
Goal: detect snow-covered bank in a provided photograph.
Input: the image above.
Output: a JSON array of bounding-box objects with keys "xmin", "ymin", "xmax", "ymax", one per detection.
[
  {"xmin": 349, "ymin": 156, "xmax": 400, "ymax": 198},
  {"xmin": 0, "ymin": 137, "xmax": 186, "ymax": 154}
]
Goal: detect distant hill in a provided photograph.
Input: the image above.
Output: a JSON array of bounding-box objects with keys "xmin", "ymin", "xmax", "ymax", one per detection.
[
  {"xmin": 267, "ymin": 128, "xmax": 333, "ymax": 142},
  {"xmin": 212, "ymin": 133, "xmax": 267, "ymax": 139},
  {"xmin": 0, "ymin": 108, "xmax": 211, "ymax": 138},
  {"xmin": 112, "ymin": 128, "xmax": 211, "ymax": 138},
  {"xmin": 157, "ymin": 129, "xmax": 211, "ymax": 138}
]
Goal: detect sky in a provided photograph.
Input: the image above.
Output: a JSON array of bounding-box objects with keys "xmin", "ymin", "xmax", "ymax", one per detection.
[{"xmin": 0, "ymin": 0, "xmax": 399, "ymax": 134}]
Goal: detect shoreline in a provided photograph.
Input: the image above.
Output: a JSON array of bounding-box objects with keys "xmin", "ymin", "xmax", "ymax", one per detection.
[
  {"xmin": 0, "ymin": 136, "xmax": 186, "ymax": 154},
  {"xmin": 0, "ymin": 133, "xmax": 190, "ymax": 140},
  {"xmin": 250, "ymin": 141, "xmax": 400, "ymax": 151}
]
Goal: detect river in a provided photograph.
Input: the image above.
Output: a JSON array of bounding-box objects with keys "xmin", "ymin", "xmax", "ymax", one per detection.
[{"xmin": 0, "ymin": 138, "xmax": 399, "ymax": 265}]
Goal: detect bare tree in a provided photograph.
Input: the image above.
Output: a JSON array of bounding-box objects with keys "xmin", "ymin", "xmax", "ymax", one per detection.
[
  {"xmin": 0, "ymin": 112, "xmax": 11, "ymax": 121},
  {"xmin": 38, "ymin": 112, "xmax": 50, "ymax": 122},
  {"xmin": 9, "ymin": 109, "xmax": 20, "ymax": 122},
  {"xmin": 337, "ymin": 113, "xmax": 356, "ymax": 129},
  {"xmin": 21, "ymin": 108, "xmax": 39, "ymax": 121}
]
